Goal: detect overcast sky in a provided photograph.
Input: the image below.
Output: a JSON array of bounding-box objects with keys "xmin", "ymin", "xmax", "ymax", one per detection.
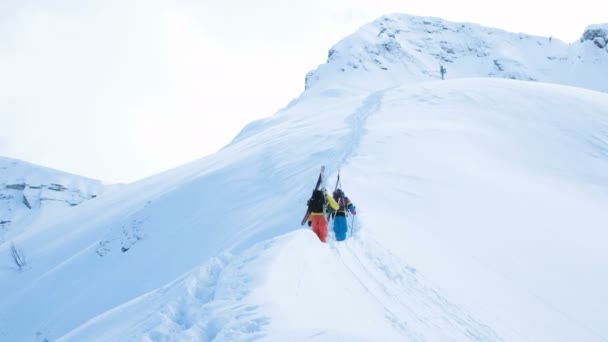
[{"xmin": 0, "ymin": 0, "xmax": 604, "ymax": 183}]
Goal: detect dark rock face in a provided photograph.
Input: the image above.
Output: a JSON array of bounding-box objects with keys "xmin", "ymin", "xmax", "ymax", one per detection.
[
  {"xmin": 5, "ymin": 184, "xmax": 25, "ymax": 190},
  {"xmin": 581, "ymin": 28, "xmax": 607, "ymax": 42},
  {"xmin": 593, "ymin": 37, "xmax": 607, "ymax": 49},
  {"xmin": 48, "ymin": 184, "xmax": 68, "ymax": 191},
  {"xmin": 581, "ymin": 27, "xmax": 608, "ymax": 49},
  {"xmin": 22, "ymin": 195, "xmax": 32, "ymax": 209}
]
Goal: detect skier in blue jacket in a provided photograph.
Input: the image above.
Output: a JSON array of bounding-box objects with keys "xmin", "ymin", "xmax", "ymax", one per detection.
[{"xmin": 330, "ymin": 188, "xmax": 356, "ymax": 241}]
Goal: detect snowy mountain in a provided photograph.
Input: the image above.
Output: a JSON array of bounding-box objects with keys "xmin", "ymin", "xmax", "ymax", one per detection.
[
  {"xmin": 2, "ymin": 14, "xmax": 608, "ymax": 342},
  {"xmin": 0, "ymin": 157, "xmax": 105, "ymax": 245},
  {"xmin": 306, "ymin": 14, "xmax": 608, "ymax": 92}
]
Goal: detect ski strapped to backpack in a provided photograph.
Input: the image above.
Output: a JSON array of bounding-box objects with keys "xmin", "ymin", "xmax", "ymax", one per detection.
[
  {"xmin": 300, "ymin": 165, "xmax": 325, "ymax": 225},
  {"xmin": 327, "ymin": 169, "xmax": 341, "ymax": 221}
]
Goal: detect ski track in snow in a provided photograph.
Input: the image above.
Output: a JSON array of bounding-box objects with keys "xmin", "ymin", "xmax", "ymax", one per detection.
[
  {"xmin": 329, "ymin": 237, "xmax": 502, "ymax": 341},
  {"xmin": 312, "ymin": 85, "xmax": 508, "ymax": 338},
  {"xmin": 137, "ymin": 242, "xmax": 282, "ymax": 342},
  {"xmin": 60, "ymin": 244, "xmax": 276, "ymax": 342},
  {"xmin": 336, "ymin": 89, "xmax": 387, "ymax": 168},
  {"xmin": 318, "ymin": 87, "xmax": 501, "ymax": 339},
  {"xmin": 143, "ymin": 254, "xmax": 269, "ymax": 342}
]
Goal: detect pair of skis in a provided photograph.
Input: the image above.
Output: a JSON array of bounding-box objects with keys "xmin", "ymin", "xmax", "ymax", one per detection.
[
  {"xmin": 300, "ymin": 165, "xmax": 325, "ymax": 225},
  {"xmin": 327, "ymin": 169, "xmax": 341, "ymax": 221},
  {"xmin": 329, "ymin": 169, "xmax": 356, "ymax": 238}
]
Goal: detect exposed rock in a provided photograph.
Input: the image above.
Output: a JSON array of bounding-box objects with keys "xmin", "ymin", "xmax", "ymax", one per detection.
[
  {"xmin": 48, "ymin": 183, "xmax": 68, "ymax": 191},
  {"xmin": 581, "ymin": 27, "xmax": 607, "ymax": 42},
  {"xmin": 22, "ymin": 195, "xmax": 32, "ymax": 209},
  {"xmin": 5, "ymin": 184, "xmax": 25, "ymax": 190},
  {"xmin": 304, "ymin": 71, "xmax": 319, "ymax": 90},
  {"xmin": 593, "ymin": 37, "xmax": 606, "ymax": 49},
  {"xmin": 580, "ymin": 26, "xmax": 608, "ymax": 50}
]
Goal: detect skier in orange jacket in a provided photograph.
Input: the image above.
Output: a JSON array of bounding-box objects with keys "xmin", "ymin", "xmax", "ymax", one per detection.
[{"xmin": 307, "ymin": 188, "xmax": 339, "ymax": 242}]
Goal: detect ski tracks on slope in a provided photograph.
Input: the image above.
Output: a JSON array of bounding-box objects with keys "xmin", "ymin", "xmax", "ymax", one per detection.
[
  {"xmin": 90, "ymin": 89, "xmax": 405, "ymax": 341},
  {"xmin": 329, "ymin": 238, "xmax": 503, "ymax": 341},
  {"xmin": 334, "ymin": 89, "xmax": 387, "ymax": 169},
  {"xmin": 142, "ymin": 88, "xmax": 492, "ymax": 341},
  {"xmin": 326, "ymin": 87, "xmax": 502, "ymax": 340},
  {"xmin": 142, "ymin": 247, "xmax": 273, "ymax": 342},
  {"xmin": 63, "ymin": 243, "xmax": 275, "ymax": 342}
]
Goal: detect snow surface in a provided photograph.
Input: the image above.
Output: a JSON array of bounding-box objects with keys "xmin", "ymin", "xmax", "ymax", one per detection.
[
  {"xmin": 0, "ymin": 157, "xmax": 105, "ymax": 245},
  {"xmin": 2, "ymin": 14, "xmax": 608, "ymax": 342}
]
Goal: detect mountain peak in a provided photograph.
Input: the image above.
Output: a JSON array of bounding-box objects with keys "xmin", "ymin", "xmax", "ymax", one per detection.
[{"xmin": 305, "ymin": 14, "xmax": 608, "ymax": 93}]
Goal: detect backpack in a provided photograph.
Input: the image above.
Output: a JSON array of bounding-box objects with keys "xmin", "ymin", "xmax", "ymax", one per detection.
[{"xmin": 307, "ymin": 189, "xmax": 326, "ymax": 213}]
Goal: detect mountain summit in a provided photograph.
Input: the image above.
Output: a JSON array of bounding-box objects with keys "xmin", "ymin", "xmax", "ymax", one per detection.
[{"xmin": 306, "ymin": 14, "xmax": 608, "ymax": 92}]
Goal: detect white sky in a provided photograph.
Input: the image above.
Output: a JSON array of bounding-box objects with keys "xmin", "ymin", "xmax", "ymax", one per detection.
[{"xmin": 0, "ymin": 0, "xmax": 604, "ymax": 183}]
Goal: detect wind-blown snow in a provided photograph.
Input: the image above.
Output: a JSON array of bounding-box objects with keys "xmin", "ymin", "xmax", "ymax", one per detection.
[{"xmin": 1, "ymin": 14, "xmax": 608, "ymax": 342}]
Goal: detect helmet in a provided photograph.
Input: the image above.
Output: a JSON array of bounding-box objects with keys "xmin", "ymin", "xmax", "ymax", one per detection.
[{"xmin": 333, "ymin": 188, "xmax": 344, "ymax": 197}]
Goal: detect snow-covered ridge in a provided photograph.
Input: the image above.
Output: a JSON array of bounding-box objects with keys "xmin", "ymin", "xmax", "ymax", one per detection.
[
  {"xmin": 0, "ymin": 157, "xmax": 105, "ymax": 244},
  {"xmin": 59, "ymin": 231, "xmax": 501, "ymax": 341},
  {"xmin": 2, "ymin": 13, "xmax": 608, "ymax": 342},
  {"xmin": 305, "ymin": 14, "xmax": 608, "ymax": 92},
  {"xmin": 3, "ymin": 78, "xmax": 607, "ymax": 341}
]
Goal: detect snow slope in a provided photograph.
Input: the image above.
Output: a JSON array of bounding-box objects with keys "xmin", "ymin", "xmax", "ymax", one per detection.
[
  {"xmin": 58, "ymin": 231, "xmax": 499, "ymax": 342},
  {"xmin": 1, "ymin": 14, "xmax": 608, "ymax": 342},
  {"xmin": 2, "ymin": 78, "xmax": 606, "ymax": 342},
  {"xmin": 0, "ymin": 157, "xmax": 105, "ymax": 245}
]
